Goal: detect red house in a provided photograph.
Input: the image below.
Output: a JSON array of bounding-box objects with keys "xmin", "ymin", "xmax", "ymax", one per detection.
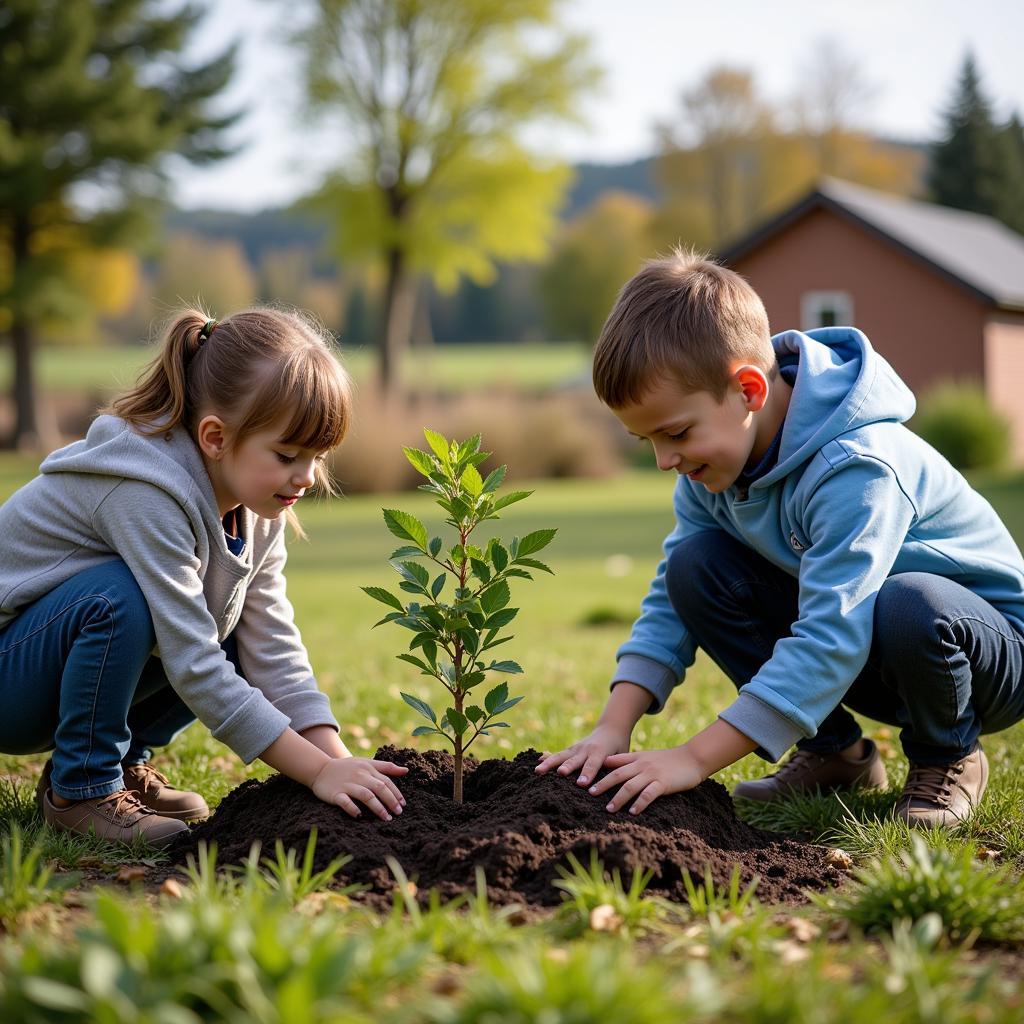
[{"xmin": 721, "ymin": 178, "xmax": 1024, "ymax": 460}]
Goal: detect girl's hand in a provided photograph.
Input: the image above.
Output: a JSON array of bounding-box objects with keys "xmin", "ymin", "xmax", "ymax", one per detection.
[
  {"xmin": 535, "ymin": 723, "xmax": 632, "ymax": 788},
  {"xmin": 587, "ymin": 746, "xmax": 704, "ymax": 815},
  {"xmin": 311, "ymin": 757, "xmax": 408, "ymax": 820}
]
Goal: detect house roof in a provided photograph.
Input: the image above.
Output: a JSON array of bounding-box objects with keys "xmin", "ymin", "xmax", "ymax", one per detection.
[{"xmin": 721, "ymin": 177, "xmax": 1024, "ymax": 311}]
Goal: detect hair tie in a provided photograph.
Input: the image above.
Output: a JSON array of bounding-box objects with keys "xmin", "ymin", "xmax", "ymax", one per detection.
[{"xmin": 198, "ymin": 319, "xmax": 218, "ymax": 344}]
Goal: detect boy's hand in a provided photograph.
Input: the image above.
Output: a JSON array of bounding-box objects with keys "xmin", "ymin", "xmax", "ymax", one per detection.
[
  {"xmin": 588, "ymin": 746, "xmax": 704, "ymax": 815},
  {"xmin": 535, "ymin": 723, "xmax": 632, "ymax": 787},
  {"xmin": 311, "ymin": 757, "xmax": 408, "ymax": 820}
]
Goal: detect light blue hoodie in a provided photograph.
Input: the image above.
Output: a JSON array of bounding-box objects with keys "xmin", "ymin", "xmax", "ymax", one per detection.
[{"xmin": 614, "ymin": 327, "xmax": 1024, "ymax": 761}]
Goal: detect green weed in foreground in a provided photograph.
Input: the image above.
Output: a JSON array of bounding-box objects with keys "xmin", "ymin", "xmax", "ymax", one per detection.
[
  {"xmin": 551, "ymin": 850, "xmax": 669, "ymax": 937},
  {"xmin": 0, "ymin": 826, "xmax": 79, "ymax": 930},
  {"xmin": 815, "ymin": 832, "xmax": 1024, "ymax": 943}
]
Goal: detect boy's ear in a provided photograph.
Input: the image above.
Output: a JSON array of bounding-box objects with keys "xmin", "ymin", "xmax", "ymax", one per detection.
[
  {"xmin": 732, "ymin": 365, "xmax": 770, "ymax": 413},
  {"xmin": 196, "ymin": 414, "xmax": 229, "ymax": 460}
]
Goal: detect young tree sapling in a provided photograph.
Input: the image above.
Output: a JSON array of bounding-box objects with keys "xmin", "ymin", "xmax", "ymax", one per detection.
[{"xmin": 363, "ymin": 430, "xmax": 556, "ymax": 803}]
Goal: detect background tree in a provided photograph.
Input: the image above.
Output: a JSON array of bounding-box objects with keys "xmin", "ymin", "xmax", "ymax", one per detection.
[
  {"xmin": 539, "ymin": 191, "xmax": 653, "ymax": 344},
  {"xmin": 0, "ymin": 0, "xmax": 237, "ymax": 448},
  {"xmin": 287, "ymin": 0, "xmax": 599, "ymax": 395},
  {"xmin": 654, "ymin": 54, "xmax": 921, "ymax": 254},
  {"xmin": 153, "ymin": 233, "xmax": 258, "ymax": 316},
  {"xmin": 927, "ymin": 55, "xmax": 1005, "ymax": 218}
]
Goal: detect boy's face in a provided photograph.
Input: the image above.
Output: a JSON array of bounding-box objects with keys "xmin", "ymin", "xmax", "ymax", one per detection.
[{"xmin": 614, "ymin": 370, "xmax": 766, "ymax": 493}]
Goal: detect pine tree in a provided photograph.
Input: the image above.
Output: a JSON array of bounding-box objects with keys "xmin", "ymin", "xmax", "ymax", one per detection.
[
  {"xmin": 927, "ymin": 54, "xmax": 1006, "ymax": 218},
  {"xmin": 0, "ymin": 0, "xmax": 238, "ymax": 448},
  {"xmin": 995, "ymin": 114, "xmax": 1024, "ymax": 234}
]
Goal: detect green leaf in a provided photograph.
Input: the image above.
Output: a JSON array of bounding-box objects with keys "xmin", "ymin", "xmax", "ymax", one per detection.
[
  {"xmin": 401, "ymin": 692, "xmax": 437, "ymax": 723},
  {"xmin": 515, "ymin": 557, "xmax": 555, "ymax": 575},
  {"xmin": 362, "ymin": 587, "xmax": 405, "ymax": 613},
  {"xmin": 429, "ymin": 536, "xmax": 443, "ymax": 557},
  {"xmin": 494, "ymin": 695, "xmax": 524, "ymax": 714},
  {"xmin": 485, "ymin": 607, "xmax": 518, "ymax": 629},
  {"xmin": 466, "ymin": 705, "xmax": 484, "ymax": 723},
  {"xmin": 430, "ymin": 573, "xmax": 446, "ymax": 599},
  {"xmin": 485, "ymin": 721, "xmax": 511, "ymax": 729},
  {"xmin": 484, "ymin": 682, "xmax": 509, "ymax": 715},
  {"xmin": 373, "ymin": 611, "xmax": 405, "ymax": 628},
  {"xmin": 515, "ymin": 528, "xmax": 558, "ymax": 558},
  {"xmin": 403, "ymin": 447, "xmax": 435, "ymax": 477},
  {"xmin": 446, "ymin": 708, "xmax": 469, "ymax": 736},
  {"xmin": 412, "ymin": 726, "xmax": 442, "ymax": 738},
  {"xmin": 458, "ymin": 434, "xmax": 483, "ymax": 460},
  {"xmin": 489, "ymin": 660, "xmax": 523, "ymax": 674},
  {"xmin": 481, "ymin": 464, "xmax": 507, "ymax": 494},
  {"xmin": 383, "ymin": 509, "xmax": 428, "ymax": 550},
  {"xmin": 480, "ymin": 580, "xmax": 511, "ymax": 615},
  {"xmin": 491, "ymin": 490, "xmax": 532, "ymax": 512},
  {"xmin": 461, "ymin": 462, "xmax": 483, "ymax": 497},
  {"xmin": 504, "ymin": 568, "xmax": 532, "ymax": 580},
  {"xmin": 449, "ymin": 496, "xmax": 473, "ymax": 523},
  {"xmin": 398, "ymin": 561, "xmax": 429, "ymax": 587},
  {"xmin": 388, "ymin": 545, "xmax": 423, "ymax": 560},
  {"xmin": 490, "ymin": 542, "xmax": 509, "ymax": 572},
  {"xmin": 424, "ymin": 428, "xmax": 450, "ymax": 462},
  {"xmin": 397, "ymin": 653, "xmax": 433, "ymax": 674},
  {"xmin": 470, "ymin": 557, "xmax": 491, "ymax": 584}
]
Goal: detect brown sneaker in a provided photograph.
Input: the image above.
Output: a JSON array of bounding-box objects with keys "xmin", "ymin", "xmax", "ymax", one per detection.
[
  {"xmin": 732, "ymin": 739, "xmax": 888, "ymax": 804},
  {"xmin": 895, "ymin": 745, "xmax": 988, "ymax": 829},
  {"xmin": 123, "ymin": 763, "xmax": 210, "ymax": 822},
  {"xmin": 42, "ymin": 789, "xmax": 188, "ymax": 849}
]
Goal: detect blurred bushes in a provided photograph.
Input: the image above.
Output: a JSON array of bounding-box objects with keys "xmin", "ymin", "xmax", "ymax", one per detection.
[
  {"xmin": 911, "ymin": 382, "xmax": 1010, "ymax": 471},
  {"xmin": 330, "ymin": 388, "xmax": 625, "ymax": 492}
]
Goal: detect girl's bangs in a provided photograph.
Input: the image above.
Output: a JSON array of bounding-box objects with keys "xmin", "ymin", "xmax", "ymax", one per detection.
[{"xmin": 241, "ymin": 348, "xmax": 351, "ymax": 452}]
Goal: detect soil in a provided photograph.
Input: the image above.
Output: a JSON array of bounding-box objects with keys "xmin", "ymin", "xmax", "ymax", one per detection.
[{"xmin": 170, "ymin": 746, "xmax": 847, "ymax": 910}]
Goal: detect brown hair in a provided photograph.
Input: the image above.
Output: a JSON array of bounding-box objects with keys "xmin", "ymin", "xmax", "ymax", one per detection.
[
  {"xmin": 592, "ymin": 247, "xmax": 774, "ymax": 407},
  {"xmin": 107, "ymin": 307, "xmax": 353, "ymax": 523}
]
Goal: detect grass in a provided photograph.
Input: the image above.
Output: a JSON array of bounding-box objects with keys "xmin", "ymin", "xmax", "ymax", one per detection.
[
  {"xmin": 2, "ymin": 452, "xmax": 1024, "ymax": 1017},
  {"xmin": 0, "ymin": 341, "xmax": 592, "ymax": 396}
]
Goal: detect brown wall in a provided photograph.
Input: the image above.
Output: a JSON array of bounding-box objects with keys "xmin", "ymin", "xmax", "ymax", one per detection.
[
  {"xmin": 729, "ymin": 206, "xmax": 990, "ymax": 398},
  {"xmin": 984, "ymin": 313, "xmax": 1024, "ymax": 462}
]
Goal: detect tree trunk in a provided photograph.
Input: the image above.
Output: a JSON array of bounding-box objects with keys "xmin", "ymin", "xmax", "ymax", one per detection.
[
  {"xmin": 380, "ymin": 246, "xmax": 416, "ymax": 398},
  {"xmin": 8, "ymin": 213, "xmax": 41, "ymax": 450},
  {"xmin": 453, "ymin": 739, "xmax": 464, "ymax": 805}
]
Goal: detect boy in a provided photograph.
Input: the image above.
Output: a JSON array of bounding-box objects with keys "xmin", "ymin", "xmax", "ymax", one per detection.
[{"xmin": 537, "ymin": 249, "xmax": 1024, "ymax": 828}]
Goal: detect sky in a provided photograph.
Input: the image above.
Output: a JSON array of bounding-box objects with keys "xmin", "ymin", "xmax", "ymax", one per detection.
[{"xmin": 171, "ymin": 0, "xmax": 1024, "ymax": 211}]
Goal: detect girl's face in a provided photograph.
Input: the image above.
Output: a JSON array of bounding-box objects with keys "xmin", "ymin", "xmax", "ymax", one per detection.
[{"xmin": 198, "ymin": 414, "xmax": 327, "ymax": 519}]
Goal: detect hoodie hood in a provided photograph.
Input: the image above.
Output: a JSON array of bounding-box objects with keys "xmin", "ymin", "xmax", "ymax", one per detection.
[
  {"xmin": 758, "ymin": 327, "xmax": 916, "ymax": 489},
  {"xmin": 40, "ymin": 415, "xmax": 226, "ymax": 539}
]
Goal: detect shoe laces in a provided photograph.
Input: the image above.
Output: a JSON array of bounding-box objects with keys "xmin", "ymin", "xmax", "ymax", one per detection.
[
  {"xmin": 125, "ymin": 762, "xmax": 170, "ymax": 796},
  {"xmin": 901, "ymin": 761, "xmax": 965, "ymax": 808},
  {"xmin": 96, "ymin": 789, "xmax": 152, "ymax": 821},
  {"xmin": 774, "ymin": 749, "xmax": 825, "ymax": 781}
]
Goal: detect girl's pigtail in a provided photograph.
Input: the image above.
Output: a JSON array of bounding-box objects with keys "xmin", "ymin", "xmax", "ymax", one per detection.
[{"xmin": 107, "ymin": 310, "xmax": 210, "ymax": 435}]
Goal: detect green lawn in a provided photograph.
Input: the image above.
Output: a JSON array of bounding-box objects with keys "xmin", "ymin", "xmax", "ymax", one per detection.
[
  {"xmin": 2, "ymin": 454, "xmax": 1024, "ymax": 1019},
  {"xmin": 0, "ymin": 341, "xmax": 592, "ymax": 396}
]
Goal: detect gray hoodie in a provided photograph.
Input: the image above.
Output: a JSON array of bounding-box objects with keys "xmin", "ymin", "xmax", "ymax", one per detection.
[{"xmin": 0, "ymin": 415, "xmax": 338, "ymax": 763}]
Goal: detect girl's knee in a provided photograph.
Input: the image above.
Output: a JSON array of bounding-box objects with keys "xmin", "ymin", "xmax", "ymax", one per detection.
[{"xmin": 81, "ymin": 560, "xmax": 155, "ymax": 648}]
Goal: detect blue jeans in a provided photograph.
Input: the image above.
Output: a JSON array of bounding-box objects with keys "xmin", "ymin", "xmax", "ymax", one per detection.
[
  {"xmin": 666, "ymin": 532, "xmax": 1024, "ymax": 764},
  {"xmin": 0, "ymin": 560, "xmax": 229, "ymax": 801}
]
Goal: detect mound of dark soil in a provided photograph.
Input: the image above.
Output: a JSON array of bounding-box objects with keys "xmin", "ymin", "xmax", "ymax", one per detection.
[{"xmin": 171, "ymin": 747, "xmax": 846, "ymax": 909}]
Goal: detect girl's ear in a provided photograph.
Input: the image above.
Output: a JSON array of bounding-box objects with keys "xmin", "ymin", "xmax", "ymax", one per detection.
[
  {"xmin": 196, "ymin": 415, "xmax": 229, "ymax": 460},
  {"xmin": 732, "ymin": 365, "xmax": 769, "ymax": 413}
]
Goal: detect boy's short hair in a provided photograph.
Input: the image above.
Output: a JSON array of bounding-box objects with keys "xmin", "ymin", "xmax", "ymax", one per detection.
[{"xmin": 593, "ymin": 247, "xmax": 775, "ymax": 407}]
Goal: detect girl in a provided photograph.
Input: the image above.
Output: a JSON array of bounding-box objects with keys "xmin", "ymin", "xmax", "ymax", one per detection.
[{"xmin": 0, "ymin": 307, "xmax": 407, "ymax": 848}]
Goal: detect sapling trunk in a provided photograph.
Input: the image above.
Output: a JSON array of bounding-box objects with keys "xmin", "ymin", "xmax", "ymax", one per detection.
[{"xmin": 363, "ymin": 430, "xmax": 557, "ymax": 805}]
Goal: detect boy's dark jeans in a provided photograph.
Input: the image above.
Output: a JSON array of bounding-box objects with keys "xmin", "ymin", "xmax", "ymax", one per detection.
[{"xmin": 666, "ymin": 531, "xmax": 1024, "ymax": 765}]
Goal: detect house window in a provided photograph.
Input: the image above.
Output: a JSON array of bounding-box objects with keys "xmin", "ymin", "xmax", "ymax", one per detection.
[{"xmin": 801, "ymin": 291, "xmax": 854, "ymax": 330}]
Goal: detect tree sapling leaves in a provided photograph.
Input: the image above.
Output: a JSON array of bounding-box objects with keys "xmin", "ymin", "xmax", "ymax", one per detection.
[
  {"xmin": 446, "ymin": 708, "xmax": 469, "ymax": 736},
  {"xmin": 383, "ymin": 509, "xmax": 428, "ymax": 550},
  {"xmin": 362, "ymin": 586, "xmax": 406, "ymax": 613},
  {"xmin": 514, "ymin": 529, "xmax": 557, "ymax": 558},
  {"xmin": 424, "ymin": 429, "xmax": 450, "ymax": 463},
  {"xmin": 401, "ymin": 692, "xmax": 437, "ymax": 723},
  {"xmin": 403, "ymin": 446, "xmax": 435, "ymax": 476}
]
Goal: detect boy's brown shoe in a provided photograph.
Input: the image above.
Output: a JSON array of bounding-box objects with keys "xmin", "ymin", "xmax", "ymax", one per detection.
[
  {"xmin": 732, "ymin": 739, "xmax": 888, "ymax": 804},
  {"xmin": 41, "ymin": 789, "xmax": 189, "ymax": 849},
  {"xmin": 895, "ymin": 745, "xmax": 988, "ymax": 829},
  {"xmin": 123, "ymin": 763, "xmax": 210, "ymax": 822}
]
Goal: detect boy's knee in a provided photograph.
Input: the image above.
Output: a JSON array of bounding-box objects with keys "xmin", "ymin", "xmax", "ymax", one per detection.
[
  {"xmin": 666, "ymin": 532, "xmax": 732, "ymax": 615},
  {"xmin": 873, "ymin": 572, "xmax": 945, "ymax": 654}
]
